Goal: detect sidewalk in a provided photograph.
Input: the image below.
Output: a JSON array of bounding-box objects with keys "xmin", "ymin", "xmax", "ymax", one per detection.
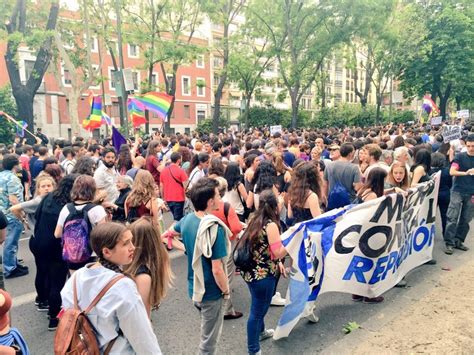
[{"xmin": 332, "ymin": 258, "xmax": 474, "ymax": 354}]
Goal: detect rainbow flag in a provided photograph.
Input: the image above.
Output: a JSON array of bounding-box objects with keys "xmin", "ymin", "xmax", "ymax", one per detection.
[
  {"xmin": 127, "ymin": 98, "xmax": 147, "ymax": 127},
  {"xmin": 135, "ymin": 91, "xmax": 173, "ymax": 122},
  {"xmin": 82, "ymin": 95, "xmax": 103, "ymax": 130},
  {"xmin": 422, "ymin": 95, "xmax": 439, "ymax": 117}
]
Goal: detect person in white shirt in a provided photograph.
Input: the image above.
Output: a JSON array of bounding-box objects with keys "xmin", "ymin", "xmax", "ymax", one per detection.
[
  {"xmin": 60, "ymin": 147, "xmax": 76, "ymax": 175},
  {"xmin": 94, "ymin": 147, "xmax": 119, "ymax": 202},
  {"xmin": 60, "ymin": 222, "xmax": 161, "ymax": 354}
]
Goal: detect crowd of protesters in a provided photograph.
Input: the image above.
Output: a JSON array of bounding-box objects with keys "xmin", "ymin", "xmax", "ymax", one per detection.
[{"xmin": 0, "ymin": 120, "xmax": 472, "ymax": 354}]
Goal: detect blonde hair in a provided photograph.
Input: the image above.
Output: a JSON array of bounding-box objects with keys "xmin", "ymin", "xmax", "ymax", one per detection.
[
  {"xmin": 387, "ymin": 161, "xmax": 410, "ymax": 190},
  {"xmin": 126, "ymin": 170, "xmax": 156, "ymax": 207},
  {"xmin": 34, "ymin": 173, "xmax": 56, "ymax": 197},
  {"xmin": 126, "ymin": 218, "xmax": 173, "ymax": 307}
]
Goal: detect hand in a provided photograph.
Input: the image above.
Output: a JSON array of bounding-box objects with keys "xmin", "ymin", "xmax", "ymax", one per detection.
[
  {"xmin": 467, "ymin": 168, "xmax": 474, "ymax": 176},
  {"xmin": 278, "ymin": 261, "xmax": 288, "ymax": 278}
]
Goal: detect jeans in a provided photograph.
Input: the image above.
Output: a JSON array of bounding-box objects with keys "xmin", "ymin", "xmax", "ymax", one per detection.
[
  {"xmin": 193, "ymin": 298, "xmax": 224, "ymax": 355},
  {"xmin": 246, "ymin": 276, "xmax": 277, "ymax": 354},
  {"xmin": 444, "ymin": 191, "xmax": 473, "ymax": 247},
  {"xmin": 3, "ymin": 218, "xmax": 23, "ymax": 276},
  {"xmin": 167, "ymin": 201, "xmax": 184, "ymax": 221}
]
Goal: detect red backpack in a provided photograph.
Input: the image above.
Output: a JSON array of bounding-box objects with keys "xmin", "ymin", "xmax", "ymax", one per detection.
[{"xmin": 54, "ymin": 274, "xmax": 125, "ymax": 355}]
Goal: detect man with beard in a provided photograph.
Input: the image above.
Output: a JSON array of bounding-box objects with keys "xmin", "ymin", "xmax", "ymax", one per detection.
[{"xmin": 94, "ymin": 147, "xmax": 119, "ymax": 203}]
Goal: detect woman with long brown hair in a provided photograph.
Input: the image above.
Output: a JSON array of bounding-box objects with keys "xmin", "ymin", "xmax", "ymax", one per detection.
[
  {"xmin": 237, "ymin": 190, "xmax": 287, "ymax": 354},
  {"xmin": 385, "ymin": 161, "xmax": 410, "ymax": 191},
  {"xmin": 125, "ymin": 170, "xmax": 160, "ymax": 225},
  {"xmin": 126, "ymin": 217, "xmax": 173, "ymax": 316},
  {"xmin": 287, "ymin": 163, "xmax": 322, "ymax": 223}
]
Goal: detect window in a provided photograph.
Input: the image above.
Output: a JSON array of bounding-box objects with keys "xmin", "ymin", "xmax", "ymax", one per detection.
[
  {"xmin": 128, "ymin": 44, "xmax": 139, "ymax": 58},
  {"xmin": 151, "ymin": 73, "xmax": 158, "ymax": 88},
  {"xmin": 184, "ymin": 105, "xmax": 191, "ymax": 119},
  {"xmin": 132, "ymin": 71, "xmax": 140, "ymax": 91},
  {"xmin": 109, "ymin": 67, "xmax": 117, "ymax": 90},
  {"xmin": 346, "ymin": 69, "xmax": 350, "ymax": 78},
  {"xmin": 63, "ymin": 67, "xmax": 72, "ymax": 86},
  {"xmin": 84, "ymin": 35, "xmax": 98, "ymax": 53},
  {"xmin": 24, "ymin": 60, "xmax": 35, "ymax": 82},
  {"xmin": 166, "ymin": 74, "xmax": 173, "ymax": 90},
  {"xmin": 87, "ymin": 65, "xmax": 100, "ymax": 89},
  {"xmin": 213, "ymin": 56, "xmax": 223, "ymax": 68},
  {"xmin": 111, "ymin": 102, "xmax": 120, "ymax": 117},
  {"xmin": 181, "ymin": 76, "xmax": 191, "ymax": 96},
  {"xmin": 346, "ymin": 81, "xmax": 350, "ymax": 90},
  {"xmin": 185, "ymin": 127, "xmax": 191, "ymax": 135},
  {"xmin": 346, "ymin": 93, "xmax": 349, "ymax": 102},
  {"xmin": 197, "ymin": 109, "xmax": 206, "ymax": 122},
  {"xmin": 196, "ymin": 55, "xmax": 205, "ymax": 68},
  {"xmin": 213, "ymin": 74, "xmax": 220, "ymax": 87},
  {"xmin": 350, "ymin": 93, "xmax": 354, "ymax": 102},
  {"xmin": 196, "ymin": 78, "xmax": 205, "ymax": 97}
]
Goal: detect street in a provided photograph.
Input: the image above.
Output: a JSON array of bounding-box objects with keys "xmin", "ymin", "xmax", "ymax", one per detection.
[{"xmin": 6, "ymin": 213, "xmax": 473, "ymax": 354}]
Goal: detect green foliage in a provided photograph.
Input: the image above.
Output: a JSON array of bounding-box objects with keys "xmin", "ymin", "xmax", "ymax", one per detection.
[
  {"xmin": 239, "ymin": 107, "xmax": 309, "ymax": 128},
  {"xmin": 196, "ymin": 116, "xmax": 230, "ymax": 135},
  {"xmin": 0, "ymin": 85, "xmax": 18, "ymax": 144}
]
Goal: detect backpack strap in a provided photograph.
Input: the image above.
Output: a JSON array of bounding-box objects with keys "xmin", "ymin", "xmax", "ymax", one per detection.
[
  {"xmin": 66, "ymin": 203, "xmax": 76, "ymax": 216},
  {"xmin": 84, "ymin": 275, "xmax": 126, "ymax": 314}
]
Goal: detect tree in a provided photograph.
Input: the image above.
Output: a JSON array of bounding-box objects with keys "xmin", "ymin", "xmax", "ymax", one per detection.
[
  {"xmin": 50, "ymin": 0, "xmax": 103, "ymax": 135},
  {"xmin": 249, "ymin": 0, "xmax": 356, "ymax": 128},
  {"xmin": 398, "ymin": 0, "xmax": 473, "ymax": 119},
  {"xmin": 124, "ymin": 0, "xmax": 204, "ymax": 134},
  {"xmin": 0, "ymin": 85, "xmax": 18, "ymax": 144},
  {"xmin": 227, "ymin": 12, "xmax": 274, "ymax": 129},
  {"xmin": 3, "ymin": 1, "xmax": 59, "ymax": 142},
  {"xmin": 206, "ymin": 0, "xmax": 246, "ymax": 134}
]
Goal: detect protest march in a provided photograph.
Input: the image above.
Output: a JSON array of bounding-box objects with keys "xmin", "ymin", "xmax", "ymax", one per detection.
[{"xmin": 0, "ymin": 118, "xmax": 473, "ymax": 354}]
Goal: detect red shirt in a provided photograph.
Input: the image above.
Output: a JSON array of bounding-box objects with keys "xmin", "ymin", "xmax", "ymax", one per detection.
[
  {"xmin": 160, "ymin": 164, "xmax": 187, "ymax": 202},
  {"xmin": 212, "ymin": 201, "xmax": 243, "ymax": 240},
  {"xmin": 146, "ymin": 155, "xmax": 160, "ymax": 185}
]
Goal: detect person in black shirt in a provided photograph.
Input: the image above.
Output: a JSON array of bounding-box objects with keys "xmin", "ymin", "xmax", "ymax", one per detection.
[
  {"xmin": 444, "ymin": 134, "xmax": 474, "ymax": 254},
  {"xmin": 0, "ymin": 211, "xmax": 7, "ymax": 290}
]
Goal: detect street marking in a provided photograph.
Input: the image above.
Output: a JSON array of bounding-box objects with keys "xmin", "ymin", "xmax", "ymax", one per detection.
[{"xmin": 13, "ymin": 292, "xmax": 37, "ymax": 308}]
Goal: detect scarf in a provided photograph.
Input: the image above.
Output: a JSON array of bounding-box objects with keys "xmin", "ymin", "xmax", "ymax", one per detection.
[{"xmin": 98, "ymin": 257, "xmax": 122, "ymax": 274}]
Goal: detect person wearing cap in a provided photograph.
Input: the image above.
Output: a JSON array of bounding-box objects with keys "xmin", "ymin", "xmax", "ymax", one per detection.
[{"xmin": 0, "ymin": 289, "xmax": 30, "ymax": 354}]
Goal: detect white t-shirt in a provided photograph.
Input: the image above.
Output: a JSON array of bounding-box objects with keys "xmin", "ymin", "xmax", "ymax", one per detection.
[
  {"xmin": 187, "ymin": 167, "xmax": 205, "ymax": 190},
  {"xmin": 57, "ymin": 203, "xmax": 107, "ymax": 228},
  {"xmin": 61, "ymin": 265, "xmax": 161, "ymax": 354}
]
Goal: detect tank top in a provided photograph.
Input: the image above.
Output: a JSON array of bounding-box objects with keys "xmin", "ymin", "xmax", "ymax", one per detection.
[
  {"xmin": 291, "ymin": 206, "xmax": 313, "ymax": 223},
  {"xmin": 223, "ymin": 185, "xmax": 244, "ymax": 215}
]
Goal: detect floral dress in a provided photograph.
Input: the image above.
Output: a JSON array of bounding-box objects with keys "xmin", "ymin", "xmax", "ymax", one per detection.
[{"xmin": 241, "ymin": 225, "xmax": 278, "ymax": 283}]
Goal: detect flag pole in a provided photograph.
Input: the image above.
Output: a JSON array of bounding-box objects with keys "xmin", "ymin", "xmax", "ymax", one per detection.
[{"xmin": 0, "ymin": 111, "xmax": 40, "ymax": 140}]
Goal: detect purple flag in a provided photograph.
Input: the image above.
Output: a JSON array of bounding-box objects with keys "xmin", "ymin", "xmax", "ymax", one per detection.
[{"xmin": 112, "ymin": 126, "xmax": 126, "ymax": 153}]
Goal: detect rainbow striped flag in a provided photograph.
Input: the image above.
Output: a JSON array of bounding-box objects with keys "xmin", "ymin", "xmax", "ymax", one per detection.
[
  {"xmin": 127, "ymin": 98, "xmax": 147, "ymax": 127},
  {"xmin": 135, "ymin": 91, "xmax": 173, "ymax": 122},
  {"xmin": 82, "ymin": 95, "xmax": 103, "ymax": 130}
]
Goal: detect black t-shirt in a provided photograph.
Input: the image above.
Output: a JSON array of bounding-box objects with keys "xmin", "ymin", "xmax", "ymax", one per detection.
[
  {"xmin": 452, "ymin": 152, "xmax": 474, "ymax": 194},
  {"xmin": 0, "ymin": 210, "xmax": 7, "ymax": 230}
]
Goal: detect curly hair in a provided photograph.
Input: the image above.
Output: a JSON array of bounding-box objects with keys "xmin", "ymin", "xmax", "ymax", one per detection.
[
  {"xmin": 287, "ymin": 162, "xmax": 322, "ymax": 208},
  {"xmin": 126, "ymin": 169, "xmax": 156, "ymax": 207},
  {"xmin": 71, "ymin": 157, "xmax": 96, "ymax": 176}
]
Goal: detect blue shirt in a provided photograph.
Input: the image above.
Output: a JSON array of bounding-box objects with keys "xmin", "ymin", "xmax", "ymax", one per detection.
[
  {"xmin": 282, "ymin": 150, "xmax": 296, "ymax": 168},
  {"xmin": 31, "ymin": 159, "xmax": 44, "ymax": 180},
  {"xmin": 0, "ymin": 170, "xmax": 24, "ymax": 222},
  {"xmin": 174, "ymin": 213, "xmax": 227, "ymax": 301}
]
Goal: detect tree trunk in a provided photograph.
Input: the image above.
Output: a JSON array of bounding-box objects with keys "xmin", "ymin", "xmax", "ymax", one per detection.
[
  {"xmin": 455, "ymin": 96, "xmax": 461, "ymax": 111},
  {"xmin": 375, "ymin": 95, "xmax": 382, "ymax": 124},
  {"xmin": 290, "ymin": 93, "xmax": 298, "ymax": 128},
  {"xmin": 439, "ymin": 95, "xmax": 449, "ymax": 120},
  {"xmin": 245, "ymin": 96, "xmax": 251, "ymax": 129},
  {"xmin": 68, "ymin": 89, "xmax": 80, "ymax": 135},
  {"xmin": 15, "ymin": 91, "xmax": 35, "ymax": 143}
]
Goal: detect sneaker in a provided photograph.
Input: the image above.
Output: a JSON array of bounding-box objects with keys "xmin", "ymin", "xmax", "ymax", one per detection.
[
  {"xmin": 37, "ymin": 302, "xmax": 49, "ymax": 312},
  {"xmin": 270, "ymin": 292, "xmax": 286, "ymax": 306},
  {"xmin": 16, "ymin": 264, "xmax": 28, "ymax": 271},
  {"xmin": 395, "ymin": 279, "xmax": 407, "ymax": 287},
  {"xmin": 259, "ymin": 329, "xmax": 274, "ymax": 341},
  {"xmin": 454, "ymin": 242, "xmax": 469, "ymax": 251},
  {"xmin": 425, "ymin": 259, "xmax": 437, "ymax": 265},
  {"xmin": 5, "ymin": 267, "xmax": 29, "ymax": 279},
  {"xmin": 351, "ymin": 294, "xmax": 364, "ymax": 302},
  {"xmin": 363, "ymin": 296, "xmax": 384, "ymax": 304},
  {"xmin": 224, "ymin": 311, "xmax": 243, "ymax": 320},
  {"xmin": 48, "ymin": 317, "xmax": 59, "ymax": 331},
  {"xmin": 35, "ymin": 296, "xmax": 40, "ymax": 306},
  {"xmin": 306, "ymin": 312, "xmax": 320, "ymax": 323},
  {"xmin": 445, "ymin": 246, "xmax": 454, "ymax": 255}
]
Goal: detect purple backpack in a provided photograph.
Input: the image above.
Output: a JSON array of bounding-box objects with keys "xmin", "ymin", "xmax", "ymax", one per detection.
[{"xmin": 62, "ymin": 203, "xmax": 95, "ymax": 264}]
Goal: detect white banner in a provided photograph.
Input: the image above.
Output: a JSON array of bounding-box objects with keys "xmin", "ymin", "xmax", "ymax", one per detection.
[
  {"xmin": 274, "ymin": 174, "xmax": 440, "ymax": 339},
  {"xmin": 457, "ymin": 109, "xmax": 470, "ymax": 118},
  {"xmin": 442, "ymin": 125, "xmax": 462, "ymax": 143},
  {"xmin": 270, "ymin": 125, "xmax": 282, "ymax": 136}
]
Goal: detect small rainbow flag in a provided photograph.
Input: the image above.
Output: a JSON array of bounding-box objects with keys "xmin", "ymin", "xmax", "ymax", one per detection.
[
  {"xmin": 82, "ymin": 95, "xmax": 103, "ymax": 130},
  {"xmin": 127, "ymin": 98, "xmax": 147, "ymax": 127},
  {"xmin": 135, "ymin": 91, "xmax": 173, "ymax": 122},
  {"xmin": 422, "ymin": 95, "xmax": 439, "ymax": 117}
]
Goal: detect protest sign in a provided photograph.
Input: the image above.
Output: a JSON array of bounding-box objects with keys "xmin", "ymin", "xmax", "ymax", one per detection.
[
  {"xmin": 442, "ymin": 125, "xmax": 462, "ymax": 143},
  {"xmin": 274, "ymin": 174, "xmax": 440, "ymax": 339},
  {"xmin": 457, "ymin": 109, "xmax": 469, "ymax": 119},
  {"xmin": 430, "ymin": 116, "xmax": 442, "ymax": 125},
  {"xmin": 270, "ymin": 125, "xmax": 282, "ymax": 136}
]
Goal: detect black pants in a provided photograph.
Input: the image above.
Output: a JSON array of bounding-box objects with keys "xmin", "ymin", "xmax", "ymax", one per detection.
[
  {"xmin": 33, "ymin": 254, "xmax": 68, "ymax": 318},
  {"xmin": 438, "ymin": 196, "xmax": 450, "ymax": 235},
  {"xmin": 167, "ymin": 201, "xmax": 185, "ymax": 221}
]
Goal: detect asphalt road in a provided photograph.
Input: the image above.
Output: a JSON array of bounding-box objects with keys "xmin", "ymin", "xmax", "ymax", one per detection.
[{"xmin": 5, "ymin": 212, "xmax": 473, "ymax": 354}]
